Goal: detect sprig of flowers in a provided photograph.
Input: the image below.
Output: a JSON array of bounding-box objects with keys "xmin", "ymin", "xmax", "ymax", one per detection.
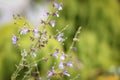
[{"xmin": 11, "ymin": 1, "xmax": 81, "ymax": 80}]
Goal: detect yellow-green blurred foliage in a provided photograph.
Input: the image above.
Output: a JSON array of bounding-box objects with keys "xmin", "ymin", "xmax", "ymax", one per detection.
[{"xmin": 0, "ymin": 0, "xmax": 120, "ymax": 80}]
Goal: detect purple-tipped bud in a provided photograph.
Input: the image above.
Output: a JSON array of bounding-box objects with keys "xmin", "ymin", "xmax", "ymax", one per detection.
[
  {"xmin": 12, "ymin": 34, "xmax": 18, "ymax": 44},
  {"xmin": 49, "ymin": 20, "xmax": 56, "ymax": 27}
]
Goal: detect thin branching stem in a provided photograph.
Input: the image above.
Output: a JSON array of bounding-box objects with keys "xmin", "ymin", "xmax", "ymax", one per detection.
[{"xmin": 68, "ymin": 26, "xmax": 81, "ymax": 53}]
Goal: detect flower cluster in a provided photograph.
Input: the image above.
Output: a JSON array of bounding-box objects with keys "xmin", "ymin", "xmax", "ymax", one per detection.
[
  {"xmin": 11, "ymin": 1, "xmax": 81, "ymax": 80},
  {"xmin": 48, "ymin": 49, "xmax": 73, "ymax": 78}
]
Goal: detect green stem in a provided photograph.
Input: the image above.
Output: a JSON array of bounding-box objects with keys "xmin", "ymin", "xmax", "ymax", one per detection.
[
  {"xmin": 22, "ymin": 67, "xmax": 33, "ymax": 80},
  {"xmin": 11, "ymin": 58, "xmax": 24, "ymax": 80},
  {"xmin": 68, "ymin": 26, "xmax": 81, "ymax": 53}
]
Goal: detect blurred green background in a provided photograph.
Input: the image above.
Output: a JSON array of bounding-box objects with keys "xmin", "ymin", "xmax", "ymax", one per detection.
[{"xmin": 0, "ymin": 0, "xmax": 120, "ymax": 80}]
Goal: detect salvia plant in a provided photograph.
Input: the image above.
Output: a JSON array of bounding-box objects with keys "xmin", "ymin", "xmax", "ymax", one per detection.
[{"xmin": 11, "ymin": 0, "xmax": 81, "ymax": 80}]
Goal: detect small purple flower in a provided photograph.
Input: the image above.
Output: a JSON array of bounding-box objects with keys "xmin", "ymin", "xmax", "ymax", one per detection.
[
  {"xmin": 47, "ymin": 66, "xmax": 55, "ymax": 78},
  {"xmin": 50, "ymin": 51, "xmax": 59, "ymax": 59},
  {"xmin": 60, "ymin": 52, "xmax": 66, "ymax": 60},
  {"xmin": 43, "ymin": 11, "xmax": 52, "ymax": 17},
  {"xmin": 59, "ymin": 61, "xmax": 64, "ymax": 69},
  {"xmin": 43, "ymin": 12, "xmax": 48, "ymax": 17},
  {"xmin": 33, "ymin": 29, "xmax": 38, "ymax": 34},
  {"xmin": 53, "ymin": 11, "xmax": 59, "ymax": 17},
  {"xmin": 53, "ymin": 2, "xmax": 63, "ymax": 10},
  {"xmin": 62, "ymin": 70, "xmax": 70, "ymax": 77},
  {"xmin": 20, "ymin": 27, "xmax": 28, "ymax": 35},
  {"xmin": 53, "ymin": 2, "xmax": 58, "ymax": 8},
  {"xmin": 12, "ymin": 34, "xmax": 18, "ymax": 44},
  {"xmin": 49, "ymin": 20, "xmax": 56, "ymax": 27},
  {"xmin": 67, "ymin": 61, "xmax": 73, "ymax": 68},
  {"xmin": 57, "ymin": 33, "xmax": 64, "ymax": 42},
  {"xmin": 47, "ymin": 71, "xmax": 53, "ymax": 78},
  {"xmin": 33, "ymin": 29, "xmax": 39, "ymax": 37}
]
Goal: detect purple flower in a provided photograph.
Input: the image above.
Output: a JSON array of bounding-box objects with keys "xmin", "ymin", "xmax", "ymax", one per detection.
[
  {"xmin": 67, "ymin": 61, "xmax": 73, "ymax": 68},
  {"xmin": 53, "ymin": 2, "xmax": 63, "ymax": 10},
  {"xmin": 47, "ymin": 66, "xmax": 55, "ymax": 78},
  {"xmin": 60, "ymin": 52, "xmax": 66, "ymax": 60},
  {"xmin": 43, "ymin": 11, "xmax": 52, "ymax": 17},
  {"xmin": 33, "ymin": 29, "xmax": 38, "ymax": 34},
  {"xmin": 49, "ymin": 20, "xmax": 56, "ymax": 27},
  {"xmin": 53, "ymin": 11, "xmax": 59, "ymax": 17},
  {"xmin": 12, "ymin": 34, "xmax": 18, "ymax": 44},
  {"xmin": 57, "ymin": 33, "xmax": 64, "ymax": 42},
  {"xmin": 33, "ymin": 29, "xmax": 39, "ymax": 37},
  {"xmin": 50, "ymin": 51, "xmax": 59, "ymax": 59},
  {"xmin": 47, "ymin": 71, "xmax": 53, "ymax": 78},
  {"xmin": 62, "ymin": 70, "xmax": 70, "ymax": 77},
  {"xmin": 59, "ymin": 61, "xmax": 64, "ymax": 69},
  {"xmin": 20, "ymin": 27, "xmax": 28, "ymax": 35}
]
